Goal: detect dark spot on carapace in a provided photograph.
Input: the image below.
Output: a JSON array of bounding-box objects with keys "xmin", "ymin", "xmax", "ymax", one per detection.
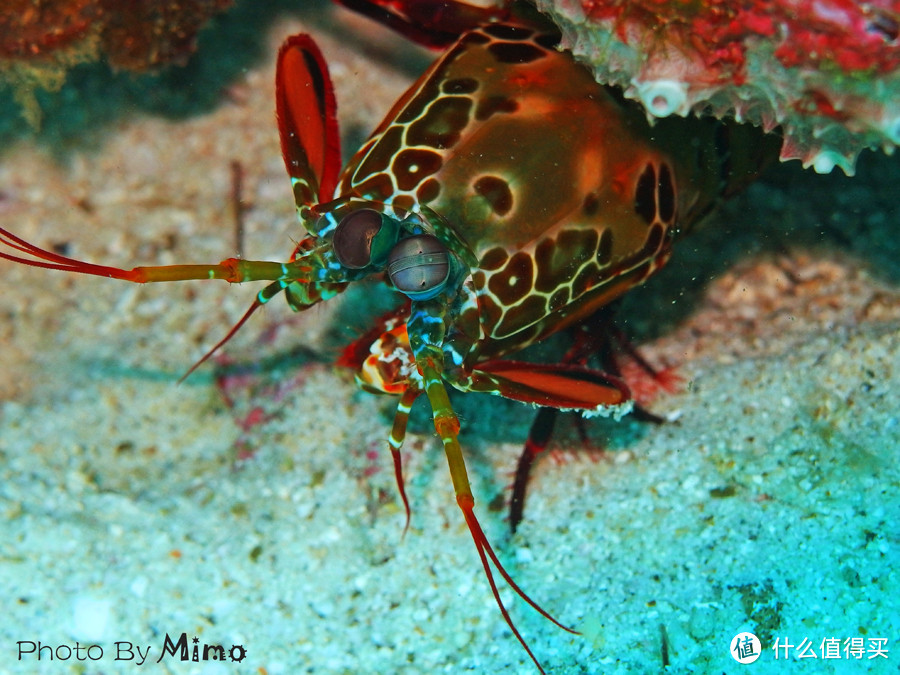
[
  {"xmin": 475, "ymin": 95, "xmax": 519, "ymax": 121},
  {"xmin": 657, "ymin": 163, "xmax": 676, "ymax": 223},
  {"xmin": 634, "ymin": 164, "xmax": 657, "ymax": 225},
  {"xmin": 416, "ymin": 177, "xmax": 441, "ymax": 203},
  {"xmin": 480, "ymin": 246, "xmax": 509, "ymax": 271},
  {"xmin": 442, "ymin": 77, "xmax": 479, "ymax": 94},
  {"xmin": 473, "ymin": 175, "xmax": 514, "ymax": 216},
  {"xmin": 476, "ymin": 290, "xmax": 503, "ymax": 331},
  {"xmin": 353, "ymin": 172, "xmax": 395, "ymax": 202},
  {"xmin": 582, "ymin": 191, "xmax": 600, "ymax": 217},
  {"xmin": 391, "ymin": 193, "xmax": 415, "ymax": 213},
  {"xmin": 488, "ymin": 251, "xmax": 534, "ymax": 305},
  {"xmin": 391, "ymin": 148, "xmax": 443, "ymax": 191},
  {"xmin": 461, "ymin": 30, "xmax": 491, "ymax": 47},
  {"xmin": 495, "ymin": 293, "xmax": 545, "ymax": 336},
  {"xmin": 406, "ymin": 96, "xmax": 473, "ymax": 149},
  {"xmin": 487, "ymin": 41, "xmax": 546, "ymax": 64}
]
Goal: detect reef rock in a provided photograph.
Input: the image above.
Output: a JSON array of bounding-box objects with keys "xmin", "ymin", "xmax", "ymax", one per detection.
[{"xmin": 535, "ymin": 0, "xmax": 900, "ymax": 174}]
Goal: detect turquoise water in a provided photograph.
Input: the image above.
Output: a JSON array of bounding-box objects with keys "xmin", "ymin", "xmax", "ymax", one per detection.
[{"xmin": 0, "ymin": 2, "xmax": 898, "ymax": 673}]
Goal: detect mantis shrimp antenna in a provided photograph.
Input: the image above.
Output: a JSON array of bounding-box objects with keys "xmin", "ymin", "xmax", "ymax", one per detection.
[
  {"xmin": 0, "ymin": 226, "xmax": 302, "ymax": 378},
  {"xmin": 0, "ymin": 226, "xmax": 291, "ymax": 284}
]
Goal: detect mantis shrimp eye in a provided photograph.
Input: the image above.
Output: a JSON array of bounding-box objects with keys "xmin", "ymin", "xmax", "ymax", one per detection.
[
  {"xmin": 387, "ymin": 234, "xmax": 450, "ymax": 300},
  {"xmin": 333, "ymin": 208, "xmax": 385, "ymax": 269}
]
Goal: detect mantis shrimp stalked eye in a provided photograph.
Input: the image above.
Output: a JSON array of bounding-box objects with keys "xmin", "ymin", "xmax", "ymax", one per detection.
[
  {"xmin": 0, "ymin": 1, "xmax": 782, "ymax": 671},
  {"xmin": 332, "ymin": 209, "xmax": 391, "ymax": 269},
  {"xmin": 386, "ymin": 235, "xmax": 451, "ymax": 299}
]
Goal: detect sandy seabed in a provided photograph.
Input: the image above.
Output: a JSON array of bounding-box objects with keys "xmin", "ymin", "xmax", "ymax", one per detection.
[{"xmin": 1, "ymin": 4, "xmax": 898, "ymax": 674}]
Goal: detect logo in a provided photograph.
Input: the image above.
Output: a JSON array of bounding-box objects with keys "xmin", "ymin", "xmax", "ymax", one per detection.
[
  {"xmin": 16, "ymin": 632, "xmax": 247, "ymax": 666},
  {"xmin": 731, "ymin": 632, "xmax": 761, "ymax": 664}
]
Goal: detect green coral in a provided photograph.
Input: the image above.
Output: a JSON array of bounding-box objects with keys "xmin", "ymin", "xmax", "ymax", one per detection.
[{"xmin": 0, "ymin": 31, "xmax": 100, "ymax": 128}]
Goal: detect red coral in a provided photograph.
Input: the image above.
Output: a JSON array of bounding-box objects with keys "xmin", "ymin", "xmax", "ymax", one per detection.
[
  {"xmin": 583, "ymin": 0, "xmax": 900, "ymax": 79},
  {"xmin": 99, "ymin": 0, "xmax": 234, "ymax": 70},
  {"xmin": 0, "ymin": 0, "xmax": 98, "ymax": 58},
  {"xmin": 0, "ymin": 0, "xmax": 233, "ymax": 70}
]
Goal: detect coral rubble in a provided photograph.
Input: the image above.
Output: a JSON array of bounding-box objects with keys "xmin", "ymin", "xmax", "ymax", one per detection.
[
  {"xmin": 0, "ymin": 0, "xmax": 232, "ymax": 125},
  {"xmin": 536, "ymin": 0, "xmax": 900, "ymax": 174}
]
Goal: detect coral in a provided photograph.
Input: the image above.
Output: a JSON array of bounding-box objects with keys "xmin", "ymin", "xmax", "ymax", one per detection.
[
  {"xmin": 0, "ymin": 0, "xmax": 233, "ymax": 68},
  {"xmin": 535, "ymin": 0, "xmax": 900, "ymax": 174},
  {"xmin": 0, "ymin": 0, "xmax": 232, "ymax": 125},
  {"xmin": 97, "ymin": 0, "xmax": 234, "ymax": 70}
]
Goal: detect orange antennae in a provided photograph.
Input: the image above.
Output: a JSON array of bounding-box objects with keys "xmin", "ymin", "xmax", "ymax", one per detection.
[
  {"xmin": 178, "ymin": 278, "xmax": 292, "ymax": 383},
  {"xmin": 0, "ymin": 226, "xmax": 142, "ymax": 279},
  {"xmin": 179, "ymin": 299, "xmax": 261, "ymax": 384},
  {"xmin": 0, "ymin": 226, "xmax": 291, "ymax": 284},
  {"xmin": 1, "ymin": 225, "xmax": 300, "ymax": 384}
]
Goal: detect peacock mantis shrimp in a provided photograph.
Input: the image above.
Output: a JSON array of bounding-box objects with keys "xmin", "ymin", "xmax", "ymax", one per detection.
[{"xmin": 0, "ymin": 1, "xmax": 783, "ymax": 670}]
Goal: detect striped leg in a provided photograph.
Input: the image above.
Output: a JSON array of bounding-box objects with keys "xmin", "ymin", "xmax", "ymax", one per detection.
[
  {"xmin": 406, "ymin": 291, "xmax": 578, "ymax": 673},
  {"xmin": 386, "ymin": 387, "xmax": 420, "ymax": 535},
  {"xmin": 415, "ymin": 356, "xmax": 577, "ymax": 675}
]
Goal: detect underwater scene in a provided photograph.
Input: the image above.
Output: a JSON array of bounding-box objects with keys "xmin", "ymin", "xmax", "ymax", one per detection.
[{"xmin": 0, "ymin": 1, "xmax": 898, "ymax": 673}]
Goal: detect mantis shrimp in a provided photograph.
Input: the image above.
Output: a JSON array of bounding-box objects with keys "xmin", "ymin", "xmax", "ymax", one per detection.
[{"xmin": 0, "ymin": 1, "xmax": 783, "ymax": 670}]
